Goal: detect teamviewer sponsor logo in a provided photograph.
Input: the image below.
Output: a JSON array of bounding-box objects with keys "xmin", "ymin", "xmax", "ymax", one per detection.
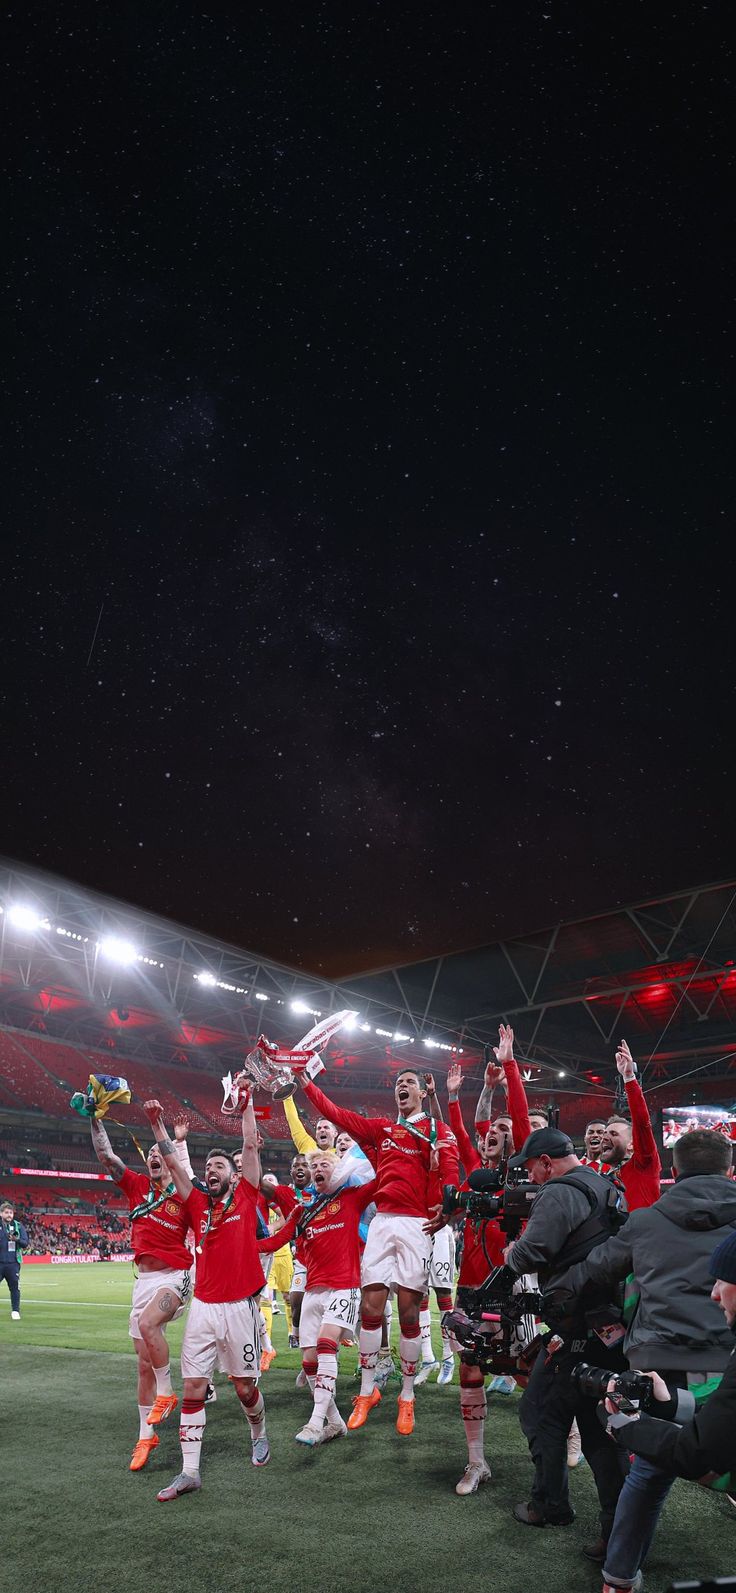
[{"xmin": 381, "ymin": 1137, "xmax": 420, "ymax": 1156}]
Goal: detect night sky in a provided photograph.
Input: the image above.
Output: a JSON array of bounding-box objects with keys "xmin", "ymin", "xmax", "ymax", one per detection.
[{"xmin": 2, "ymin": 7, "xmax": 733, "ymax": 976}]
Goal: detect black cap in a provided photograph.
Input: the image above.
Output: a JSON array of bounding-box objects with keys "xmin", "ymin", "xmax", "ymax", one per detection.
[
  {"xmin": 519, "ymin": 1126, "xmax": 575, "ymax": 1161},
  {"xmin": 710, "ymin": 1230, "xmax": 736, "ymax": 1284}
]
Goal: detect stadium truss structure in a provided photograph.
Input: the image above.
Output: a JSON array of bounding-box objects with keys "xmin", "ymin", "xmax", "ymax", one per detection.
[{"xmin": 0, "ymin": 860, "xmax": 735, "ymax": 1118}]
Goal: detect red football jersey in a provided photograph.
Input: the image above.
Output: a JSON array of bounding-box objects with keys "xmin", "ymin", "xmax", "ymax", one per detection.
[
  {"xmin": 270, "ymin": 1181, "xmax": 312, "ymax": 1264},
  {"xmin": 119, "ymin": 1168, "xmax": 192, "ymax": 1271},
  {"xmin": 458, "ymin": 1199, "xmax": 505, "ymax": 1287},
  {"xmin": 303, "ymin": 1081, "xmax": 459, "ymax": 1218},
  {"xmin": 260, "ymin": 1180, "xmax": 377, "ymax": 1290},
  {"xmin": 184, "ymin": 1179, "xmax": 265, "ymax": 1303}
]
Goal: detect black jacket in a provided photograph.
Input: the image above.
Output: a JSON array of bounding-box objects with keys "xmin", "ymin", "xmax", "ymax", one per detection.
[
  {"xmin": 507, "ymin": 1163, "xmax": 625, "ymax": 1290},
  {"xmin": 615, "ymin": 1334, "xmax": 736, "ymax": 1479},
  {"xmin": 555, "ymin": 1174, "xmax": 736, "ymax": 1371},
  {"xmin": 0, "ymin": 1216, "xmax": 29, "ymax": 1265}
]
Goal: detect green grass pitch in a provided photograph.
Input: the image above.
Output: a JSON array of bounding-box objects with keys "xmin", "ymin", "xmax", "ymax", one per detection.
[{"xmin": 0, "ymin": 1263, "xmax": 733, "ymax": 1593}]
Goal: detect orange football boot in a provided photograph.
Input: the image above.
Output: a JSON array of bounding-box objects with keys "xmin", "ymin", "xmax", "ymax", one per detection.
[
  {"xmin": 347, "ymin": 1386, "xmax": 382, "ymax": 1429},
  {"xmin": 129, "ymin": 1433, "xmax": 159, "ymax": 1471},
  {"xmin": 260, "ymin": 1349, "xmax": 277, "ymax": 1372},
  {"xmin": 396, "ymin": 1397, "xmax": 415, "ymax": 1435},
  {"xmin": 147, "ymin": 1393, "xmax": 178, "ymax": 1426}
]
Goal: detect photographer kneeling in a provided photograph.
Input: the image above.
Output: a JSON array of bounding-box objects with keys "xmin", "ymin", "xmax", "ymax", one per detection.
[{"xmin": 504, "ymin": 1127, "xmax": 630, "ymax": 1541}]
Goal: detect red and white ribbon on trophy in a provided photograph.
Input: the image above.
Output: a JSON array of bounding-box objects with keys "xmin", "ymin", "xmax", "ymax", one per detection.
[{"xmin": 221, "ymin": 1008, "xmax": 357, "ymax": 1112}]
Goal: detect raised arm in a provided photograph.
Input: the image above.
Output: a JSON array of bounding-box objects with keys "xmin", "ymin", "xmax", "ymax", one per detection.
[
  {"xmin": 616, "ymin": 1042, "xmax": 660, "ymax": 1173},
  {"xmin": 302, "ymin": 1078, "xmax": 381, "ymax": 1149},
  {"xmin": 282, "ymin": 1094, "xmax": 317, "ymax": 1155},
  {"xmin": 89, "ymin": 1116, "xmax": 126, "ymax": 1182},
  {"xmin": 475, "ymin": 1028, "xmax": 515, "ymax": 1134},
  {"xmin": 172, "ymin": 1114, "xmax": 195, "ymax": 1179},
  {"xmin": 240, "ymin": 1093, "xmax": 261, "ymax": 1189},
  {"xmin": 143, "ymin": 1100, "xmax": 193, "ymax": 1202},
  {"xmin": 503, "ymin": 1058, "xmax": 532, "ymax": 1151},
  {"xmin": 446, "ymin": 1062, "xmax": 480, "ymax": 1175},
  {"xmin": 423, "ymin": 1073, "xmax": 445, "ymax": 1123}
]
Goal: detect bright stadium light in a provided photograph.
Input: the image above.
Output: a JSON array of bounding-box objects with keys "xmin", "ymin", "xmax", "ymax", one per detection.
[
  {"xmin": 291, "ymin": 999, "xmax": 310, "ymax": 1014},
  {"xmin": 98, "ymin": 936, "xmax": 138, "ymax": 966},
  {"xmin": 254, "ymin": 992, "xmax": 269, "ymax": 1001},
  {"xmin": 196, "ymin": 971, "xmax": 217, "ymax": 987},
  {"xmin": 6, "ymin": 904, "xmax": 46, "ymax": 932},
  {"xmin": 558, "ymin": 1070, "xmax": 566, "ymax": 1078}
]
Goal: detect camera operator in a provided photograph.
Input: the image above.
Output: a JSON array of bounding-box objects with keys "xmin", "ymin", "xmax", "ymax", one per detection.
[
  {"xmin": 599, "ymin": 1230, "xmax": 736, "ymax": 1497},
  {"xmin": 553, "ymin": 1129, "xmax": 736, "ymax": 1590},
  {"xmin": 503, "ymin": 1127, "xmax": 630, "ymax": 1539}
]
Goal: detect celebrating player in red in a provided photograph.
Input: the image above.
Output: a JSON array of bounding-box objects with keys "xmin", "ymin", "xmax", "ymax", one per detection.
[
  {"xmin": 297, "ymin": 1062, "xmax": 459, "ymax": 1435},
  {"xmin": 599, "ymin": 1040, "xmax": 661, "ymax": 1209},
  {"xmin": 143, "ymin": 1091, "xmax": 271, "ymax": 1501},
  {"xmin": 88, "ymin": 1108, "xmax": 194, "ymax": 1472},
  {"xmin": 444, "ymin": 1025, "xmax": 532, "ymax": 1494},
  {"xmin": 262, "ymin": 1150, "xmax": 378, "ymax": 1445}
]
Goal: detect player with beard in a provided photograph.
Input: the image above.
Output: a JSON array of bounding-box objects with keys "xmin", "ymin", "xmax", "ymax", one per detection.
[
  {"xmin": 598, "ymin": 1042, "xmax": 661, "ymax": 1211},
  {"xmin": 88, "ymin": 1111, "xmax": 195, "ymax": 1471},
  {"xmin": 261, "ymin": 1151, "xmax": 379, "ymax": 1445},
  {"xmin": 143, "ymin": 1094, "xmax": 271, "ymax": 1500},
  {"xmin": 439, "ymin": 1028, "xmax": 532, "ymax": 1493},
  {"xmin": 297, "ymin": 1064, "xmax": 459, "ymax": 1435}
]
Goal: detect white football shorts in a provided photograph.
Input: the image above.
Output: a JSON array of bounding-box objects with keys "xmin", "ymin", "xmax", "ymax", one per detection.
[
  {"xmin": 180, "ymin": 1294, "xmax": 261, "ymax": 1381},
  {"xmin": 298, "ymin": 1286, "xmax": 360, "ymax": 1346},
  {"xmin": 429, "ymin": 1224, "xmax": 455, "ymax": 1291},
  {"xmin": 128, "ymin": 1266, "xmax": 192, "ymax": 1340},
  {"xmin": 291, "ymin": 1260, "xmax": 308, "ymax": 1294},
  {"xmin": 361, "ymin": 1212, "xmax": 431, "ymax": 1294}
]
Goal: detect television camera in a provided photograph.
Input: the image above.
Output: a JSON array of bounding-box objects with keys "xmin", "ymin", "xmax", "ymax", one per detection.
[{"xmin": 440, "ymin": 1162, "xmax": 542, "ymax": 1374}]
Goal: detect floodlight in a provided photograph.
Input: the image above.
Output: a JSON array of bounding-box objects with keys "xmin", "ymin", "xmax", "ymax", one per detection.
[
  {"xmin": 6, "ymin": 904, "xmax": 45, "ymax": 932},
  {"xmin": 98, "ymin": 936, "xmax": 138, "ymax": 966},
  {"xmin": 291, "ymin": 999, "xmax": 310, "ymax": 1015},
  {"xmin": 197, "ymin": 972, "xmax": 217, "ymax": 988},
  {"xmin": 254, "ymin": 992, "xmax": 269, "ymax": 1001}
]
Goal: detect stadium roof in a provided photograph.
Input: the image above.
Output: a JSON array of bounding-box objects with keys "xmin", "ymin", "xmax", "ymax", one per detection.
[{"xmin": 0, "ymin": 859, "xmax": 734, "ymax": 1101}]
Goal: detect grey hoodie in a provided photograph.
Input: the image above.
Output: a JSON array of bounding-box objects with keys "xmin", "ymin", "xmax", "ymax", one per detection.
[{"xmin": 556, "ymin": 1174, "xmax": 736, "ymax": 1371}]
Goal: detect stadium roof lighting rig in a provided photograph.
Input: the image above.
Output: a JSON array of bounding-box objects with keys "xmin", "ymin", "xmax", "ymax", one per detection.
[
  {"xmin": 5, "ymin": 903, "xmax": 51, "ymax": 932},
  {"xmin": 0, "ymin": 880, "xmax": 473, "ymax": 1064}
]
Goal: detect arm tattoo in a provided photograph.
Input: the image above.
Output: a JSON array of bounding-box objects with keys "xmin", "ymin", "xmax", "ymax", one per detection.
[
  {"xmin": 475, "ymin": 1084, "xmax": 494, "ymax": 1123},
  {"xmin": 91, "ymin": 1119, "xmax": 113, "ymax": 1157},
  {"xmin": 156, "ymin": 1137, "xmax": 175, "ymax": 1157},
  {"xmin": 90, "ymin": 1119, "xmax": 125, "ymax": 1180}
]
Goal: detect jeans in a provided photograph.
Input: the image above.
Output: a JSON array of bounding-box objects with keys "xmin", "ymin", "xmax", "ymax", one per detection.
[
  {"xmin": 0, "ymin": 1262, "xmax": 21, "ymax": 1311},
  {"xmin": 519, "ymin": 1341, "xmax": 629, "ymax": 1533},
  {"xmin": 602, "ymin": 1456, "xmax": 674, "ymax": 1588}
]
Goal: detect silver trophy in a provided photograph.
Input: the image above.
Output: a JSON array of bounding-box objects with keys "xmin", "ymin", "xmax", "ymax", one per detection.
[{"xmin": 222, "ymin": 1009, "xmax": 357, "ymax": 1110}]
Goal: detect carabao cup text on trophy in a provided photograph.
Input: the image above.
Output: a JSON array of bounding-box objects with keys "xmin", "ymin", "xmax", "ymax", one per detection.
[{"xmin": 226, "ymin": 1009, "xmax": 359, "ymax": 1104}]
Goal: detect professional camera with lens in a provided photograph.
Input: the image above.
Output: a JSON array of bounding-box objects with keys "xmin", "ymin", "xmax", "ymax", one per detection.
[
  {"xmin": 571, "ymin": 1361, "xmax": 656, "ymax": 1414},
  {"xmin": 442, "ymin": 1163, "xmax": 540, "ymax": 1241},
  {"xmin": 441, "ymin": 1160, "xmax": 543, "ymax": 1373},
  {"xmin": 443, "ymin": 1263, "xmax": 542, "ymax": 1375}
]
